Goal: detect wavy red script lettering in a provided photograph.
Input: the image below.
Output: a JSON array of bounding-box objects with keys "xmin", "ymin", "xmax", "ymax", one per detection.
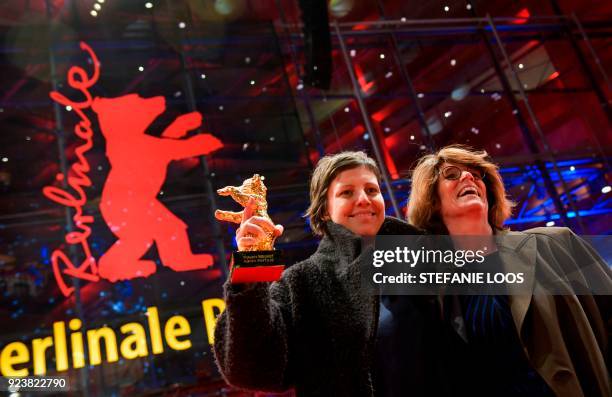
[{"xmin": 43, "ymin": 42, "xmax": 100, "ymax": 297}]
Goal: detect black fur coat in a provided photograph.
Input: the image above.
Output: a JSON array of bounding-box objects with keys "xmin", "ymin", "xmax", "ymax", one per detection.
[{"xmin": 213, "ymin": 217, "xmax": 422, "ymax": 396}]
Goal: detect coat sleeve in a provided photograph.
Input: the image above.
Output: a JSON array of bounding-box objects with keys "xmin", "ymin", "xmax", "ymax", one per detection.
[
  {"xmin": 212, "ymin": 275, "xmax": 296, "ymax": 392},
  {"xmin": 565, "ymin": 229, "xmax": 612, "ymax": 371},
  {"xmin": 532, "ymin": 227, "xmax": 612, "ymax": 370}
]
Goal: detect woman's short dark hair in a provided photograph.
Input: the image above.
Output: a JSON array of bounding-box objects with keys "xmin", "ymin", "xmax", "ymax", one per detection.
[{"xmin": 305, "ymin": 151, "xmax": 381, "ymax": 236}]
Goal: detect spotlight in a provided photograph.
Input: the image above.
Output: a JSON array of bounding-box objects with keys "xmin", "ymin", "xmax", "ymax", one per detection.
[{"xmin": 328, "ymin": 0, "xmax": 354, "ymax": 18}]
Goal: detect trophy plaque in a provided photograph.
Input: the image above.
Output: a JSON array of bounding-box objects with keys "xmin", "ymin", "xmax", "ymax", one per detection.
[{"xmin": 214, "ymin": 174, "xmax": 284, "ymax": 283}]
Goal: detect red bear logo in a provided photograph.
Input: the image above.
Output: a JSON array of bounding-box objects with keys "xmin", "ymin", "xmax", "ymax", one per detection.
[{"xmin": 92, "ymin": 94, "xmax": 223, "ymax": 281}]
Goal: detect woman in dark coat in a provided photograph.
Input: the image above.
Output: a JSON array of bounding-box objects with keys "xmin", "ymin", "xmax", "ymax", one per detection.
[{"xmin": 213, "ymin": 151, "xmax": 428, "ymax": 396}]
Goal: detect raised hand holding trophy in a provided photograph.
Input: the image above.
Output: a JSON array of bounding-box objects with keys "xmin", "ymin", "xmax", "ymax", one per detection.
[{"xmin": 214, "ymin": 174, "xmax": 284, "ymax": 283}]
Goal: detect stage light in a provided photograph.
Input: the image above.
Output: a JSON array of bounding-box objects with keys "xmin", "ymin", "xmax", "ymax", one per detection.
[
  {"xmin": 1, "ymin": 157, "xmax": 8, "ymax": 162},
  {"xmin": 425, "ymin": 116, "xmax": 442, "ymax": 135},
  {"xmin": 450, "ymin": 59, "xmax": 456, "ymax": 66},
  {"xmin": 546, "ymin": 221, "xmax": 555, "ymax": 227},
  {"xmin": 385, "ymin": 71, "xmax": 393, "ymax": 78},
  {"xmin": 90, "ymin": 10, "xmax": 98, "ymax": 16},
  {"xmin": 138, "ymin": 66, "xmax": 144, "ymax": 71},
  {"xmin": 145, "ymin": 2, "xmax": 153, "ymax": 8},
  {"xmin": 218, "ymin": 105, "xmax": 224, "ymax": 111},
  {"xmin": 363, "ymin": 133, "xmax": 370, "ymax": 140},
  {"xmin": 444, "ymin": 6, "xmax": 450, "ymax": 12},
  {"xmin": 250, "ymin": 80, "xmax": 255, "ymax": 85},
  {"xmin": 466, "ymin": 3, "xmax": 472, "ymax": 10},
  {"xmin": 603, "ymin": 186, "xmax": 611, "ymax": 194},
  {"xmin": 471, "ymin": 127, "xmax": 479, "ymax": 134},
  {"xmin": 244, "ymin": 57, "xmax": 251, "ymax": 64},
  {"xmin": 329, "ymin": 0, "xmax": 354, "ymax": 18},
  {"xmin": 344, "ymin": 107, "xmax": 350, "ymax": 112},
  {"xmin": 518, "ymin": 63, "xmax": 524, "ymax": 69},
  {"xmin": 417, "ymin": 93, "xmax": 425, "ymax": 98},
  {"xmin": 401, "ymin": 17, "xmax": 406, "ymax": 22},
  {"xmin": 214, "ymin": 0, "xmax": 235, "ymax": 16},
  {"xmin": 66, "ymin": 105, "xmax": 72, "ymax": 111},
  {"xmin": 97, "ymin": 0, "xmax": 105, "ymax": 3},
  {"xmin": 444, "ymin": 111, "xmax": 452, "ymax": 118},
  {"xmin": 350, "ymin": 49, "xmax": 356, "ymax": 57},
  {"xmin": 570, "ymin": 166, "xmax": 575, "ymax": 171},
  {"xmin": 451, "ymin": 84, "xmax": 470, "ymax": 101},
  {"xmin": 178, "ymin": 22, "xmax": 186, "ymax": 29},
  {"xmin": 410, "ymin": 135, "xmax": 415, "ymax": 140},
  {"xmin": 269, "ymin": 136, "xmax": 276, "ymax": 142},
  {"xmin": 379, "ymin": 53, "xmax": 385, "ymax": 59},
  {"xmin": 495, "ymin": 143, "xmax": 501, "ymax": 149},
  {"xmin": 94, "ymin": 3, "xmax": 101, "ymax": 10},
  {"xmin": 384, "ymin": 127, "xmax": 390, "ymax": 132},
  {"xmin": 200, "ymin": 73, "xmax": 206, "ymax": 79}
]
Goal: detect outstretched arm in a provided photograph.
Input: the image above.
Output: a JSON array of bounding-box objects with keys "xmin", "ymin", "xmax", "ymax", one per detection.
[
  {"xmin": 161, "ymin": 134, "xmax": 223, "ymax": 160},
  {"xmin": 161, "ymin": 111, "xmax": 202, "ymax": 138}
]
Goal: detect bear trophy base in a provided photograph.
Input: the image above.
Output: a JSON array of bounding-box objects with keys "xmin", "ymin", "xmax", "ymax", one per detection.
[{"xmin": 229, "ymin": 250, "xmax": 284, "ymax": 284}]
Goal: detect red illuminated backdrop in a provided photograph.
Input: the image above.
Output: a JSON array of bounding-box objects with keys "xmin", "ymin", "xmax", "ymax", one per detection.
[{"xmin": 43, "ymin": 42, "xmax": 224, "ymax": 296}]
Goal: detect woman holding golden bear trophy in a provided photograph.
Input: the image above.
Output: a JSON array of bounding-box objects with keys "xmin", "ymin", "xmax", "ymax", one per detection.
[{"xmin": 213, "ymin": 146, "xmax": 611, "ymax": 397}]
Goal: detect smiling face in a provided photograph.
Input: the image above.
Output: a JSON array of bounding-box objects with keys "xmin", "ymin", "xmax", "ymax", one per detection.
[
  {"xmin": 326, "ymin": 166, "xmax": 385, "ymax": 236},
  {"xmin": 437, "ymin": 163, "xmax": 488, "ymax": 225}
]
